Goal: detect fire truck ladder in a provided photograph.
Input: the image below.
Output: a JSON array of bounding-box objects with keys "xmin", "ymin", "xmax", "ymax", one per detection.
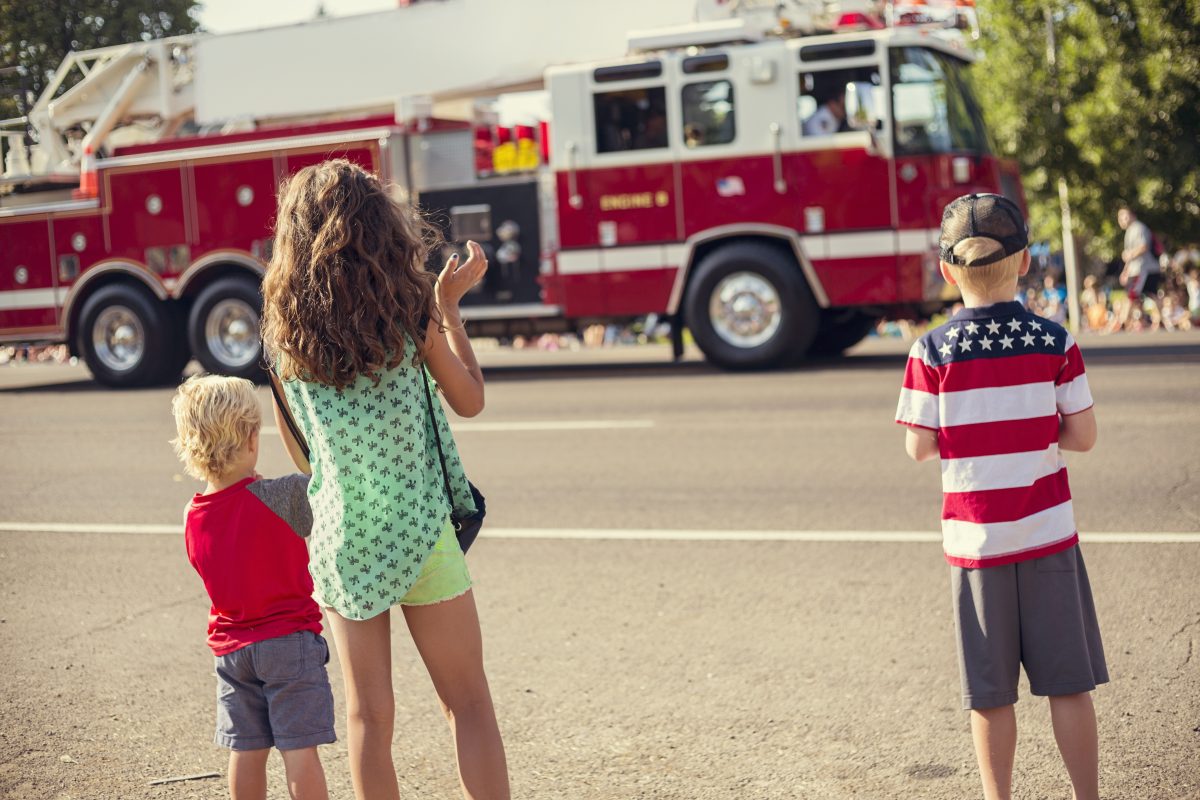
[{"xmin": 2, "ymin": 36, "xmax": 197, "ymax": 189}]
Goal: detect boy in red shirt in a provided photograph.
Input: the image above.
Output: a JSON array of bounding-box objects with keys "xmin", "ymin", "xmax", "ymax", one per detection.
[{"xmin": 172, "ymin": 374, "xmax": 334, "ymax": 800}]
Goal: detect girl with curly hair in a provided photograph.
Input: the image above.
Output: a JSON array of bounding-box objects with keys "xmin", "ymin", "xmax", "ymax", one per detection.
[{"xmin": 261, "ymin": 159, "xmax": 509, "ymax": 800}]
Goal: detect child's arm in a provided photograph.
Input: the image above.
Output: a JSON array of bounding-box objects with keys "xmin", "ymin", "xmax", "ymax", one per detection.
[
  {"xmin": 424, "ymin": 241, "xmax": 487, "ymax": 417},
  {"xmin": 905, "ymin": 426, "xmax": 940, "ymax": 462},
  {"xmin": 1059, "ymin": 407, "xmax": 1097, "ymax": 452},
  {"xmin": 1056, "ymin": 333, "xmax": 1095, "ymax": 452},
  {"xmin": 896, "ymin": 339, "xmax": 941, "ymax": 461}
]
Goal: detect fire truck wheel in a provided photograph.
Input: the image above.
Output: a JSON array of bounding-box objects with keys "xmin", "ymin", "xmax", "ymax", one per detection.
[
  {"xmin": 188, "ymin": 277, "xmax": 264, "ymax": 381},
  {"xmin": 77, "ymin": 284, "xmax": 176, "ymax": 388},
  {"xmin": 684, "ymin": 242, "xmax": 818, "ymax": 370},
  {"xmin": 808, "ymin": 309, "xmax": 880, "ymax": 357}
]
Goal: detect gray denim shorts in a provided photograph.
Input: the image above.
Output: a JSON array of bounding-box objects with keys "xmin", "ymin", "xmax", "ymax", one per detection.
[
  {"xmin": 951, "ymin": 544, "xmax": 1109, "ymax": 710},
  {"xmin": 214, "ymin": 630, "xmax": 336, "ymax": 751}
]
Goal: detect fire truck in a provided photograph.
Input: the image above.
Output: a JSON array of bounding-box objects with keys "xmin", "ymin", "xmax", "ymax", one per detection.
[{"xmin": 0, "ymin": 0, "xmax": 1023, "ymax": 386}]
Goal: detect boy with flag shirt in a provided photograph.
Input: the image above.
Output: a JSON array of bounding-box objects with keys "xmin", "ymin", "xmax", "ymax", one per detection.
[
  {"xmin": 172, "ymin": 374, "xmax": 335, "ymax": 800},
  {"xmin": 896, "ymin": 194, "xmax": 1107, "ymax": 800}
]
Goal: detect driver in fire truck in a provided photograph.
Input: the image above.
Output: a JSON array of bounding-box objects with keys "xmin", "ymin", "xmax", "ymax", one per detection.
[{"xmin": 802, "ymin": 75, "xmax": 852, "ymax": 137}]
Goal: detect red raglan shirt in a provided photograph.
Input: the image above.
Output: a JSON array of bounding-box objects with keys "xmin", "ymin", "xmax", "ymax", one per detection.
[{"xmin": 184, "ymin": 474, "xmax": 322, "ymax": 656}]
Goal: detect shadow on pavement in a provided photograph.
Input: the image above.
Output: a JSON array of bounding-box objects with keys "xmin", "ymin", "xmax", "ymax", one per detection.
[
  {"xmin": 482, "ymin": 358, "xmax": 720, "ymax": 382},
  {"xmin": 1073, "ymin": 341, "xmax": 1200, "ymax": 365},
  {"xmin": 0, "ymin": 376, "xmax": 187, "ymax": 394},
  {"xmin": 0, "ymin": 377, "xmax": 104, "ymax": 394},
  {"xmin": 2, "ymin": 341, "xmax": 1196, "ymax": 391}
]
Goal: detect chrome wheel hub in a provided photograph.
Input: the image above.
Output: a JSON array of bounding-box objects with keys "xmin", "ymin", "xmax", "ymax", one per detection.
[
  {"xmin": 205, "ymin": 298, "xmax": 260, "ymax": 368},
  {"xmin": 92, "ymin": 306, "xmax": 145, "ymax": 372},
  {"xmin": 709, "ymin": 271, "xmax": 782, "ymax": 348}
]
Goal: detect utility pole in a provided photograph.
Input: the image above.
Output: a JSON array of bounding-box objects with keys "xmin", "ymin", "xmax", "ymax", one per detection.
[{"xmin": 1044, "ymin": 4, "xmax": 1081, "ymax": 334}]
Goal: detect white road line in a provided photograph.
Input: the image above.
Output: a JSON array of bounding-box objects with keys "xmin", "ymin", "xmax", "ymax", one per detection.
[
  {"xmin": 263, "ymin": 420, "xmax": 655, "ymax": 436},
  {"xmin": 0, "ymin": 522, "xmax": 182, "ymax": 534},
  {"xmin": 0, "ymin": 523, "xmax": 1196, "ymax": 543}
]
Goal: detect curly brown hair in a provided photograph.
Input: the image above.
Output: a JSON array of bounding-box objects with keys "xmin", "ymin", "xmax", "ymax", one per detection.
[{"xmin": 261, "ymin": 159, "xmax": 438, "ymax": 389}]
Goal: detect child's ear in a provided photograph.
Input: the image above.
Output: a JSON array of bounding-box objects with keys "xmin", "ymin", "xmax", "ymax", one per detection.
[
  {"xmin": 1018, "ymin": 250, "xmax": 1032, "ymax": 277},
  {"xmin": 939, "ymin": 261, "xmax": 958, "ymax": 286}
]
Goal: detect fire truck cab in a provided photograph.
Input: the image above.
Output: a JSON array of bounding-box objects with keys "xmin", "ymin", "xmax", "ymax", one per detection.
[{"xmin": 543, "ymin": 19, "xmax": 1023, "ymax": 368}]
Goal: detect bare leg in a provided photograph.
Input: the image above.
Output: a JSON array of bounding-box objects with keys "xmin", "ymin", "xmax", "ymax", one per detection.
[
  {"xmin": 229, "ymin": 748, "xmax": 270, "ymax": 800},
  {"xmin": 403, "ymin": 590, "xmax": 510, "ymax": 800},
  {"xmin": 326, "ymin": 609, "xmax": 401, "ymax": 800},
  {"xmin": 971, "ymin": 705, "xmax": 1017, "ymax": 800},
  {"xmin": 1049, "ymin": 692, "xmax": 1099, "ymax": 800},
  {"xmin": 279, "ymin": 746, "xmax": 329, "ymax": 800}
]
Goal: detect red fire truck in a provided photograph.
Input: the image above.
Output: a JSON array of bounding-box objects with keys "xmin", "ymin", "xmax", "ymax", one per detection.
[{"xmin": 0, "ymin": 0, "xmax": 1023, "ymax": 386}]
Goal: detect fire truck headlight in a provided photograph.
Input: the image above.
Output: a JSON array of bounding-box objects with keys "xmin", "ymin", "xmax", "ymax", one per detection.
[
  {"xmin": 497, "ymin": 241, "xmax": 521, "ymax": 265},
  {"xmin": 496, "ymin": 220, "xmax": 520, "ymax": 242}
]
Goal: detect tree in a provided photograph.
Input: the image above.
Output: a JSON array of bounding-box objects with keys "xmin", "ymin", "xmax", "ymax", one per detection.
[
  {"xmin": 973, "ymin": 0, "xmax": 1200, "ymax": 261},
  {"xmin": 0, "ymin": 0, "xmax": 201, "ymax": 124}
]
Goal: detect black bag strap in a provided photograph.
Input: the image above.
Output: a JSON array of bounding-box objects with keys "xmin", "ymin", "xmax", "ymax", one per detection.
[
  {"xmin": 421, "ymin": 366, "xmax": 456, "ymax": 514},
  {"xmin": 267, "ymin": 366, "xmax": 310, "ymax": 463}
]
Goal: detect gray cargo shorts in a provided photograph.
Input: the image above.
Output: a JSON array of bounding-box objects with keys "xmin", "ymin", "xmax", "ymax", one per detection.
[
  {"xmin": 951, "ymin": 544, "xmax": 1108, "ymax": 710},
  {"xmin": 214, "ymin": 630, "xmax": 336, "ymax": 751}
]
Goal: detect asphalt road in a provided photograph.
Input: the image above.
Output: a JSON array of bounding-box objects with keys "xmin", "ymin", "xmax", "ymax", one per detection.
[{"xmin": 1, "ymin": 331, "xmax": 1198, "ymax": 799}]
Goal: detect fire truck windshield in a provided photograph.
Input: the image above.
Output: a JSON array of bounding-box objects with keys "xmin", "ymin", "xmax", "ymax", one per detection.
[{"xmin": 889, "ymin": 47, "xmax": 990, "ymax": 156}]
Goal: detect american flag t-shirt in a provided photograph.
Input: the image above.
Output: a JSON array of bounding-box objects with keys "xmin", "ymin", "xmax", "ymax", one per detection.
[{"xmin": 896, "ymin": 301, "xmax": 1093, "ymax": 568}]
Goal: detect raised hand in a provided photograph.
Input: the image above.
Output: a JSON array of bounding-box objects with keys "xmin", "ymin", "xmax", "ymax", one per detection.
[{"xmin": 436, "ymin": 240, "xmax": 488, "ymax": 310}]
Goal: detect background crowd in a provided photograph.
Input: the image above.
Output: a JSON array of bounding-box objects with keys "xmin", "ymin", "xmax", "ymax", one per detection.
[{"xmin": 1017, "ymin": 243, "xmax": 1199, "ymax": 334}]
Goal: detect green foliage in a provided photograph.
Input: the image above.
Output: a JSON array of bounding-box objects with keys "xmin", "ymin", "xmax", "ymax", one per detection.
[
  {"xmin": 973, "ymin": 0, "xmax": 1200, "ymax": 260},
  {"xmin": 0, "ymin": 0, "xmax": 201, "ymax": 121}
]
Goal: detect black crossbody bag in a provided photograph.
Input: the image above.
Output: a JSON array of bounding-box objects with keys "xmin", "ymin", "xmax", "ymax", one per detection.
[
  {"xmin": 266, "ymin": 365, "xmax": 485, "ymax": 553},
  {"xmin": 421, "ymin": 370, "xmax": 487, "ymax": 553}
]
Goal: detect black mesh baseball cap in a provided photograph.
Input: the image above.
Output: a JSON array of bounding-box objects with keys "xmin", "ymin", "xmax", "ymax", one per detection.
[{"xmin": 939, "ymin": 193, "xmax": 1029, "ymax": 266}]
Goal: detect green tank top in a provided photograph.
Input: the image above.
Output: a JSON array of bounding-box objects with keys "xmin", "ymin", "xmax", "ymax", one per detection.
[{"xmin": 282, "ymin": 351, "xmax": 476, "ymax": 621}]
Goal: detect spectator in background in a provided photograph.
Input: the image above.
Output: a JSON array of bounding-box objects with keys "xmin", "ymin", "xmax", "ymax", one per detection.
[
  {"xmin": 1080, "ymin": 275, "xmax": 1110, "ymax": 331},
  {"xmin": 1117, "ymin": 206, "xmax": 1162, "ymax": 329},
  {"xmin": 1186, "ymin": 267, "xmax": 1200, "ymax": 324}
]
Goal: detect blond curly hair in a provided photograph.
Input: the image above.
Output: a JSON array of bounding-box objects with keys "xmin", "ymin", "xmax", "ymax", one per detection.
[{"xmin": 171, "ymin": 374, "xmax": 261, "ymax": 482}]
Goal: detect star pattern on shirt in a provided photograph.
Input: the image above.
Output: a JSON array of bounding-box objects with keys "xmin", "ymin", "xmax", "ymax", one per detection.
[
  {"xmin": 930, "ymin": 313, "xmax": 1065, "ymax": 367},
  {"xmin": 282, "ymin": 366, "xmax": 474, "ymax": 619}
]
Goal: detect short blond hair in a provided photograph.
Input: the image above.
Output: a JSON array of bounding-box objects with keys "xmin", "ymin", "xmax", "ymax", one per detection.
[
  {"xmin": 171, "ymin": 374, "xmax": 261, "ymax": 482},
  {"xmin": 944, "ymin": 237, "xmax": 1025, "ymax": 295}
]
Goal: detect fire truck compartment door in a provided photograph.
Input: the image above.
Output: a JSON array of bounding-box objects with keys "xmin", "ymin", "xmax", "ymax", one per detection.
[{"xmin": 0, "ymin": 217, "xmax": 59, "ymax": 332}]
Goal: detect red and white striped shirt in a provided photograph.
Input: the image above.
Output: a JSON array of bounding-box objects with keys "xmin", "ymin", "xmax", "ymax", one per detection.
[{"xmin": 896, "ymin": 301, "xmax": 1093, "ymax": 568}]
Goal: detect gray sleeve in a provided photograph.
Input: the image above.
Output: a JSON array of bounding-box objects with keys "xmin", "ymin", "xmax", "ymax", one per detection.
[{"xmin": 247, "ymin": 474, "xmax": 313, "ymax": 539}]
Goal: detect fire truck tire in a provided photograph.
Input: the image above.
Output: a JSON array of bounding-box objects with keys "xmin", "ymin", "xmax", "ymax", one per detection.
[
  {"xmin": 808, "ymin": 309, "xmax": 880, "ymax": 357},
  {"xmin": 684, "ymin": 242, "xmax": 818, "ymax": 370},
  {"xmin": 77, "ymin": 284, "xmax": 177, "ymax": 388},
  {"xmin": 188, "ymin": 277, "xmax": 264, "ymax": 381}
]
